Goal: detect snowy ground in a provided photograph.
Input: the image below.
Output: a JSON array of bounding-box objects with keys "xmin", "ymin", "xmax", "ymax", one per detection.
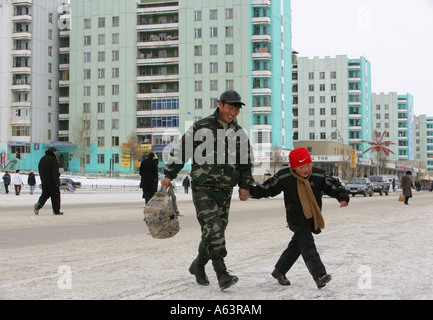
[{"xmin": 1, "ymin": 173, "xmax": 433, "ymax": 301}]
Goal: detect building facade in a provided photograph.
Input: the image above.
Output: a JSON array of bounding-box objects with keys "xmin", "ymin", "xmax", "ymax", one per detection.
[{"xmin": 0, "ymin": 0, "xmax": 63, "ymax": 171}]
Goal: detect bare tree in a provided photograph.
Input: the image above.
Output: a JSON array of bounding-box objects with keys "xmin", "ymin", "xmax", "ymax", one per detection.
[
  {"xmin": 69, "ymin": 116, "xmax": 96, "ymax": 174},
  {"xmin": 270, "ymin": 146, "xmax": 285, "ymax": 173},
  {"xmin": 121, "ymin": 131, "xmax": 142, "ymax": 174}
]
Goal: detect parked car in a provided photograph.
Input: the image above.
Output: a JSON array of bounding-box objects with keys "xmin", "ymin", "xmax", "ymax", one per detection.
[
  {"xmin": 369, "ymin": 175, "xmax": 391, "ymax": 195},
  {"xmin": 345, "ymin": 177, "xmax": 374, "ymax": 197},
  {"xmin": 59, "ymin": 178, "xmax": 81, "ymax": 191}
]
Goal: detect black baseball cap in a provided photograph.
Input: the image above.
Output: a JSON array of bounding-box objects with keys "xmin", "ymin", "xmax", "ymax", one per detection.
[{"xmin": 218, "ymin": 90, "xmax": 245, "ymax": 106}]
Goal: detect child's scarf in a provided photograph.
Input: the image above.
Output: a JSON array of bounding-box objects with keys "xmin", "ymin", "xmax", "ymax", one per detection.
[{"xmin": 290, "ymin": 169, "xmax": 325, "ymax": 231}]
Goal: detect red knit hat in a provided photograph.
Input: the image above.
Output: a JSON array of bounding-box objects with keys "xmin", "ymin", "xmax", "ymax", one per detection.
[{"xmin": 289, "ymin": 148, "xmax": 312, "ymax": 168}]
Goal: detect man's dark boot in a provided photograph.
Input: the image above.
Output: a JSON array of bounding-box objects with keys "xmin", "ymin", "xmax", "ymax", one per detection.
[
  {"xmin": 271, "ymin": 268, "xmax": 291, "ymax": 285},
  {"xmin": 189, "ymin": 256, "xmax": 210, "ymax": 286},
  {"xmin": 212, "ymin": 259, "xmax": 238, "ymax": 290}
]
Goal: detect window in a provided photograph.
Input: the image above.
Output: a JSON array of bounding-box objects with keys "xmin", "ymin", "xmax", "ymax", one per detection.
[
  {"xmin": 226, "ymin": 8, "xmax": 233, "ymax": 19},
  {"xmin": 112, "ymin": 136, "xmax": 119, "ymax": 146},
  {"xmin": 309, "ymin": 84, "xmax": 314, "ymax": 91},
  {"xmin": 226, "ymin": 62, "xmax": 234, "ymax": 72},
  {"xmin": 97, "ymin": 103, "xmax": 105, "ymax": 113},
  {"xmin": 98, "ymin": 154, "xmax": 105, "ymax": 163},
  {"xmin": 84, "ymin": 35, "xmax": 91, "ymax": 46},
  {"xmin": 84, "ymin": 86, "xmax": 91, "ymax": 96},
  {"xmin": 210, "ymin": 62, "xmax": 218, "ymax": 73},
  {"xmin": 112, "ymin": 119, "xmax": 119, "ymax": 129},
  {"xmin": 98, "ymin": 85, "xmax": 105, "ymax": 96},
  {"xmin": 320, "ymin": 72, "xmax": 325, "ymax": 79},
  {"xmin": 98, "ymin": 18, "xmax": 105, "ymax": 28},
  {"xmin": 194, "ymin": 11, "xmax": 202, "ymax": 21},
  {"xmin": 210, "ymin": 80, "xmax": 218, "ymax": 91},
  {"xmin": 83, "ymin": 103, "xmax": 90, "ymax": 113},
  {"xmin": 112, "ymin": 33, "xmax": 119, "ymax": 44},
  {"xmin": 309, "ymin": 96, "xmax": 314, "ymax": 104},
  {"xmin": 194, "ymin": 63, "xmax": 202, "ymax": 74},
  {"xmin": 226, "ymin": 80, "xmax": 234, "ymax": 90},
  {"xmin": 330, "ymin": 71, "xmax": 337, "ymax": 79},
  {"xmin": 320, "ymin": 120, "xmax": 326, "ymax": 127},
  {"xmin": 320, "ymin": 96, "xmax": 325, "ymax": 103},
  {"xmin": 211, "ymin": 98, "xmax": 218, "ymax": 109},
  {"xmin": 112, "ymin": 68, "xmax": 119, "ymax": 78},
  {"xmin": 84, "ymin": 18, "xmax": 91, "ymax": 29},
  {"xmin": 331, "ymin": 83, "xmax": 336, "ymax": 91},
  {"xmin": 195, "ymin": 81, "xmax": 202, "ymax": 91},
  {"xmin": 112, "ymin": 85, "xmax": 119, "ymax": 95},
  {"xmin": 210, "ymin": 27, "xmax": 218, "ymax": 37},
  {"xmin": 210, "ymin": 45, "xmax": 218, "ymax": 55},
  {"xmin": 225, "ymin": 26, "xmax": 233, "ymax": 37},
  {"xmin": 331, "ymin": 96, "xmax": 337, "ymax": 103},
  {"xmin": 194, "ymin": 46, "xmax": 202, "ymax": 56},
  {"xmin": 84, "ymin": 52, "xmax": 91, "ymax": 62},
  {"xmin": 97, "ymin": 120, "xmax": 105, "ymax": 129},
  {"xmin": 195, "ymin": 99, "xmax": 202, "ymax": 109},
  {"xmin": 98, "ymin": 34, "xmax": 105, "ymax": 45},
  {"xmin": 309, "ymin": 72, "xmax": 314, "ymax": 80},
  {"xmin": 320, "ymin": 84, "xmax": 325, "ymax": 91},
  {"xmin": 309, "ymin": 108, "xmax": 314, "ymax": 116},
  {"xmin": 112, "ymin": 50, "xmax": 119, "ymax": 61},
  {"xmin": 84, "ymin": 69, "xmax": 91, "ymax": 79},
  {"xmin": 194, "ymin": 28, "xmax": 202, "ymax": 39},
  {"xmin": 98, "ymin": 68, "xmax": 105, "ymax": 79},
  {"xmin": 112, "ymin": 102, "xmax": 119, "ymax": 112},
  {"xmin": 309, "ymin": 121, "xmax": 315, "ymax": 127},
  {"xmin": 98, "ymin": 51, "xmax": 105, "ymax": 62},
  {"xmin": 112, "ymin": 16, "xmax": 119, "ymax": 27},
  {"xmin": 210, "ymin": 10, "xmax": 217, "ymax": 20},
  {"xmin": 226, "ymin": 44, "xmax": 233, "ymax": 55}
]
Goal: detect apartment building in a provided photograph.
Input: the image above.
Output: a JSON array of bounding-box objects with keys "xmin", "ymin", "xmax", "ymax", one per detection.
[
  {"xmin": 36, "ymin": 0, "xmax": 292, "ymax": 174},
  {"xmin": 0, "ymin": 0, "xmax": 63, "ymax": 171},
  {"xmin": 292, "ymin": 55, "xmax": 372, "ymax": 155},
  {"xmin": 415, "ymin": 115, "xmax": 433, "ymax": 172}
]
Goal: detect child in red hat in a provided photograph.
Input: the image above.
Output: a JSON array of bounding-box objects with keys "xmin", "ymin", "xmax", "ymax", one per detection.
[{"xmin": 249, "ymin": 147, "xmax": 349, "ymax": 289}]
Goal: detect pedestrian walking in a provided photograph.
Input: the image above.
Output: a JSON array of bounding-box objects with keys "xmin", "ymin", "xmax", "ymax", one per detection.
[
  {"xmin": 249, "ymin": 147, "xmax": 350, "ymax": 289},
  {"xmin": 34, "ymin": 147, "xmax": 63, "ymax": 215},
  {"xmin": 28, "ymin": 170, "xmax": 36, "ymax": 195},
  {"xmin": 12, "ymin": 169, "xmax": 23, "ymax": 195},
  {"xmin": 161, "ymin": 90, "xmax": 254, "ymax": 290},
  {"xmin": 401, "ymin": 170, "xmax": 413, "ymax": 205},
  {"xmin": 182, "ymin": 176, "xmax": 190, "ymax": 194},
  {"xmin": 2, "ymin": 171, "xmax": 11, "ymax": 194},
  {"xmin": 392, "ymin": 178, "xmax": 396, "ymax": 192},
  {"xmin": 139, "ymin": 152, "xmax": 159, "ymax": 204}
]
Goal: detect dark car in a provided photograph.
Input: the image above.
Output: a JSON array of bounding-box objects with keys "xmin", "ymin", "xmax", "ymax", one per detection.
[
  {"xmin": 345, "ymin": 177, "xmax": 373, "ymax": 197},
  {"xmin": 60, "ymin": 178, "xmax": 81, "ymax": 191},
  {"xmin": 369, "ymin": 175, "xmax": 390, "ymax": 195}
]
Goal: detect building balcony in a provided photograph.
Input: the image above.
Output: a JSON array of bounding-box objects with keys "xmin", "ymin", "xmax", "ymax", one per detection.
[
  {"xmin": 349, "ymin": 89, "xmax": 361, "ymax": 95},
  {"xmin": 349, "ymin": 113, "xmax": 362, "ymax": 119},
  {"xmin": 137, "ymin": 39, "xmax": 179, "ymax": 49},
  {"xmin": 136, "ymin": 74, "xmax": 179, "ymax": 83},
  {"xmin": 252, "ymin": 106, "xmax": 272, "ymax": 114},
  {"xmin": 12, "ymin": 14, "xmax": 32, "ymax": 23},
  {"xmin": 12, "ymin": 32, "xmax": 32, "ymax": 40},
  {"xmin": 348, "ymin": 65, "xmax": 361, "ymax": 71},
  {"xmin": 252, "ymin": 34, "xmax": 271, "ymax": 42},
  {"xmin": 11, "ymin": 83, "xmax": 31, "ymax": 91},
  {"xmin": 252, "ymin": 51, "xmax": 271, "ymax": 60},
  {"xmin": 137, "ymin": 5, "xmax": 179, "ymax": 15},
  {"xmin": 349, "ymin": 101, "xmax": 361, "ymax": 107},
  {"xmin": 137, "ymin": 22, "xmax": 179, "ymax": 32},
  {"xmin": 349, "ymin": 126, "xmax": 362, "ymax": 131},
  {"xmin": 137, "ymin": 91, "xmax": 179, "ymax": 100},
  {"xmin": 12, "ymin": 49, "xmax": 31, "ymax": 57},
  {"xmin": 11, "ymin": 66, "xmax": 31, "ymax": 74},
  {"xmin": 251, "ymin": 0, "xmax": 271, "ymax": 7},
  {"xmin": 60, "ymin": 30, "xmax": 71, "ymax": 37},
  {"xmin": 348, "ymin": 77, "xmax": 361, "ymax": 83},
  {"xmin": 59, "ymin": 80, "xmax": 70, "ymax": 87},
  {"xmin": 59, "ymin": 97, "xmax": 69, "ymax": 104},
  {"xmin": 11, "ymin": 136, "xmax": 31, "ymax": 143},
  {"xmin": 59, "ymin": 63, "xmax": 70, "ymax": 70},
  {"xmin": 252, "ymin": 16, "xmax": 271, "ymax": 25},
  {"xmin": 252, "ymin": 88, "xmax": 271, "ymax": 96},
  {"xmin": 12, "ymin": 0, "xmax": 32, "ymax": 4},
  {"xmin": 59, "ymin": 47, "xmax": 70, "ymax": 54},
  {"xmin": 11, "ymin": 101, "xmax": 31, "ymax": 107},
  {"xmin": 253, "ymin": 124, "xmax": 272, "ymax": 131},
  {"xmin": 349, "ymin": 138, "xmax": 362, "ymax": 143},
  {"xmin": 136, "ymin": 109, "xmax": 179, "ymax": 117},
  {"xmin": 252, "ymin": 70, "xmax": 271, "ymax": 78},
  {"xmin": 137, "ymin": 57, "xmax": 179, "ymax": 66},
  {"xmin": 58, "ymin": 114, "xmax": 69, "ymax": 120}
]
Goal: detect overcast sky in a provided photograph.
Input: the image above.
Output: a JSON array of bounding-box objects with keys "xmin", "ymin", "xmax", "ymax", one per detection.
[{"xmin": 291, "ymin": 0, "xmax": 433, "ymax": 116}]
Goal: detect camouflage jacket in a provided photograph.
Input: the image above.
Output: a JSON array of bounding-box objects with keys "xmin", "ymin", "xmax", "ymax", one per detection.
[{"xmin": 164, "ymin": 109, "xmax": 254, "ymax": 190}]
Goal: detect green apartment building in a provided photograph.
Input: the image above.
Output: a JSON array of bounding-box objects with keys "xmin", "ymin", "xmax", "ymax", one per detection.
[{"xmin": 56, "ymin": 0, "xmax": 293, "ymax": 174}]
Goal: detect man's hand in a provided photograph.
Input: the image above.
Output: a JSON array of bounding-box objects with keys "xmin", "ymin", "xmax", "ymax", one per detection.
[
  {"xmin": 239, "ymin": 188, "xmax": 250, "ymax": 201},
  {"xmin": 161, "ymin": 177, "xmax": 172, "ymax": 189},
  {"xmin": 339, "ymin": 201, "xmax": 348, "ymax": 207}
]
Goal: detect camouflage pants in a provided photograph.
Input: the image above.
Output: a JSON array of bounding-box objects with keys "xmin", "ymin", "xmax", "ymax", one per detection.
[{"xmin": 192, "ymin": 186, "xmax": 233, "ymax": 261}]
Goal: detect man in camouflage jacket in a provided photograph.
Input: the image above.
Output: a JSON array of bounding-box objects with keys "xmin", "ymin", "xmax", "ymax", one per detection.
[{"xmin": 161, "ymin": 90, "xmax": 254, "ymax": 290}]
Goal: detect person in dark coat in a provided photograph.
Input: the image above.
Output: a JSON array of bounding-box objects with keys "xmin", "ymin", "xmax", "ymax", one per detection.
[
  {"xmin": 249, "ymin": 147, "xmax": 349, "ymax": 289},
  {"xmin": 34, "ymin": 147, "xmax": 63, "ymax": 215},
  {"xmin": 182, "ymin": 176, "xmax": 190, "ymax": 194},
  {"xmin": 2, "ymin": 171, "xmax": 11, "ymax": 194},
  {"xmin": 28, "ymin": 170, "xmax": 36, "ymax": 195},
  {"xmin": 139, "ymin": 152, "xmax": 159, "ymax": 204},
  {"xmin": 401, "ymin": 171, "xmax": 413, "ymax": 205}
]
